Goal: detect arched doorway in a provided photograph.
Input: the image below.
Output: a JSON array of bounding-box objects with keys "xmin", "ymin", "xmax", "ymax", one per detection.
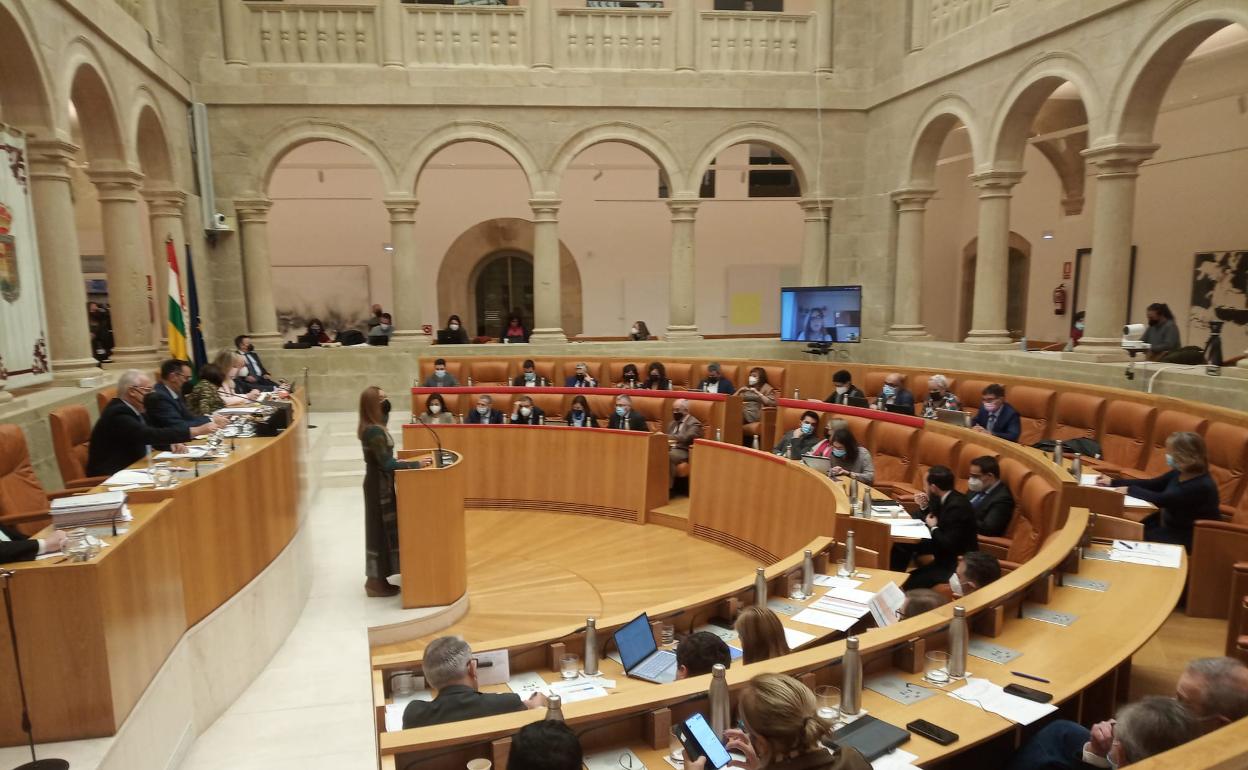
[
  {"xmin": 960, "ymin": 233, "xmax": 1032, "ymax": 341},
  {"xmin": 473, "ymin": 251, "xmax": 534, "ymax": 339}
]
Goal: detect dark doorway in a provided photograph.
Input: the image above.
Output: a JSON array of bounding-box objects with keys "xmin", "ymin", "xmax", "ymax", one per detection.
[{"xmin": 474, "ymin": 251, "xmax": 533, "ymax": 339}]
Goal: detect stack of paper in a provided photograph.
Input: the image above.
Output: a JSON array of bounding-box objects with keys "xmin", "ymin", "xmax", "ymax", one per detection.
[
  {"xmin": 154, "ymin": 446, "xmax": 211, "ymax": 460},
  {"xmin": 868, "ymin": 582, "xmax": 906, "ymax": 627},
  {"xmin": 103, "ymin": 469, "xmax": 154, "ymax": 487},
  {"xmin": 885, "ymin": 519, "xmax": 932, "ymax": 539},
  {"xmin": 813, "ymin": 574, "xmax": 864, "ymax": 590},
  {"xmin": 1109, "ymin": 540, "xmax": 1182, "ymax": 569},
  {"xmin": 947, "ymin": 677, "xmax": 1056, "ymax": 725},
  {"xmin": 50, "ymin": 491, "xmax": 128, "ymax": 528},
  {"xmin": 873, "ymin": 749, "xmax": 922, "ymax": 770}
]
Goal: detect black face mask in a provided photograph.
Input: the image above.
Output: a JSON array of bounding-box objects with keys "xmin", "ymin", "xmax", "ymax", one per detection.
[
  {"xmin": 674, "ymin": 412, "xmax": 685, "ymax": 420},
  {"xmin": 246, "ymin": 344, "xmax": 255, "ymax": 353},
  {"xmin": 650, "ymin": 373, "xmax": 660, "ymax": 380},
  {"xmin": 380, "ymin": 399, "xmax": 392, "ymax": 418},
  {"xmin": 1148, "ymin": 317, "xmax": 1160, "ymax": 326}
]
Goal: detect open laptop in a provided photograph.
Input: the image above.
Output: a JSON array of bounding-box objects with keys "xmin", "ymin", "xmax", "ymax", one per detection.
[
  {"xmin": 934, "ymin": 408, "xmax": 971, "ymax": 427},
  {"xmin": 613, "ymin": 612, "xmax": 677, "ymax": 684},
  {"xmin": 845, "ymin": 395, "xmax": 870, "ymax": 409},
  {"xmin": 435, "ymin": 329, "xmax": 460, "ymax": 345},
  {"xmin": 884, "ymin": 403, "xmax": 915, "ymax": 416},
  {"xmin": 801, "ymin": 454, "xmax": 832, "ymax": 475}
]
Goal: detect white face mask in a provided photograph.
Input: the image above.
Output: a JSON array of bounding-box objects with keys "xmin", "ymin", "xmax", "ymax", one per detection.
[
  {"xmin": 967, "ymin": 477, "xmax": 984, "ymax": 493},
  {"xmin": 836, "ymin": 384, "xmax": 849, "ymax": 395},
  {"xmin": 429, "ymin": 403, "xmax": 442, "ymax": 414},
  {"xmin": 748, "ymin": 375, "xmax": 759, "ymax": 386},
  {"xmin": 520, "ymin": 406, "xmax": 532, "ymax": 417},
  {"xmin": 435, "ymin": 369, "xmax": 446, "ymax": 377},
  {"xmin": 449, "ymin": 323, "xmax": 460, "ymax": 331},
  {"xmin": 631, "ymin": 327, "xmax": 639, "ymax": 335},
  {"xmin": 948, "ymin": 573, "xmax": 965, "ymax": 597},
  {"xmin": 477, "ymin": 405, "xmax": 489, "ymax": 415}
]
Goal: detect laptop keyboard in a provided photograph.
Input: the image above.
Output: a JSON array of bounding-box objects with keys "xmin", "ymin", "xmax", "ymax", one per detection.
[{"xmin": 633, "ymin": 653, "xmax": 672, "ymax": 680}]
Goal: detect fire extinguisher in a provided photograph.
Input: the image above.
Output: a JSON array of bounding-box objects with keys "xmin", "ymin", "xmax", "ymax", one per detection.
[{"xmin": 1052, "ymin": 283, "xmax": 1068, "ymax": 316}]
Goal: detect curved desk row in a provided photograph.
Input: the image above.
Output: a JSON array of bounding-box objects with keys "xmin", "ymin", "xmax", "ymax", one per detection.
[{"xmin": 0, "ymin": 402, "xmax": 306, "ymax": 747}]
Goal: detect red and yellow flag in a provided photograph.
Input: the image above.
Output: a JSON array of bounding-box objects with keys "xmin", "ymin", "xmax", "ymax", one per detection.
[{"xmin": 166, "ymin": 237, "xmax": 189, "ymax": 361}]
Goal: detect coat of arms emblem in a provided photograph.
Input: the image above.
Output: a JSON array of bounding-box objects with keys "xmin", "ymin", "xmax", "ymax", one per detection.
[{"xmin": 0, "ymin": 203, "xmax": 18, "ymax": 303}]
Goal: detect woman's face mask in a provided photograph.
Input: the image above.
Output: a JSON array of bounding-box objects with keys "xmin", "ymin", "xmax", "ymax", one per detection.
[
  {"xmin": 571, "ymin": 407, "xmax": 584, "ymax": 416},
  {"xmin": 748, "ymin": 375, "xmax": 759, "ymax": 386},
  {"xmin": 429, "ymin": 403, "xmax": 442, "ymax": 414},
  {"xmin": 449, "ymin": 322, "xmax": 460, "ymax": 331},
  {"xmin": 835, "ymin": 384, "xmax": 849, "ymax": 395},
  {"xmin": 832, "ymin": 446, "xmax": 847, "ymax": 458}
]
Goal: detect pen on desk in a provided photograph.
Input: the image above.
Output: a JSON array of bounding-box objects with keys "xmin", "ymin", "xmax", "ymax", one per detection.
[
  {"xmin": 1118, "ymin": 541, "xmax": 1134, "ymax": 550},
  {"xmin": 1012, "ymin": 671, "xmax": 1051, "ymax": 684}
]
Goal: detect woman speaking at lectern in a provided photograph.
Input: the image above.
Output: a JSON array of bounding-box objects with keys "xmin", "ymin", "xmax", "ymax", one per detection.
[{"xmin": 358, "ymin": 386, "xmax": 428, "ymax": 597}]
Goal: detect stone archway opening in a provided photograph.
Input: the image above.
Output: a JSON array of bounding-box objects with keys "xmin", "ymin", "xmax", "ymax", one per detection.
[{"xmin": 960, "ymin": 233, "xmax": 1032, "ymax": 341}]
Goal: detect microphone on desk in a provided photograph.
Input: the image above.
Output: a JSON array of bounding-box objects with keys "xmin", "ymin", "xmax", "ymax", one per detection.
[{"xmin": 412, "ymin": 418, "xmax": 446, "ymax": 469}]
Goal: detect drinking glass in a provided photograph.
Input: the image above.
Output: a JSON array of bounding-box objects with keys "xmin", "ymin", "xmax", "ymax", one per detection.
[
  {"xmin": 788, "ymin": 573, "xmax": 806, "ymax": 600},
  {"xmin": 659, "ymin": 623, "xmax": 676, "ymax": 647},
  {"xmin": 668, "ymin": 726, "xmax": 685, "ymax": 766},
  {"xmin": 152, "ymin": 465, "xmax": 175, "ymax": 489},
  {"xmin": 466, "ymin": 760, "xmax": 492, "ymax": 770},
  {"xmin": 560, "ymin": 654, "xmax": 580, "ymax": 680},
  {"xmin": 925, "ymin": 651, "xmax": 951, "ymax": 685},
  {"xmin": 816, "ymin": 685, "xmax": 841, "ymax": 720}
]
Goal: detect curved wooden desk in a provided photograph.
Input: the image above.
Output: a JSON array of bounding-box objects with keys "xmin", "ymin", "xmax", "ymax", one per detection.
[{"xmin": 0, "ymin": 401, "xmax": 306, "ymax": 746}]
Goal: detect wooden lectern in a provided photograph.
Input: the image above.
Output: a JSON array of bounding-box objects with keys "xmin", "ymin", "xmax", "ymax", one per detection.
[{"xmin": 394, "ymin": 449, "xmax": 467, "ymax": 609}]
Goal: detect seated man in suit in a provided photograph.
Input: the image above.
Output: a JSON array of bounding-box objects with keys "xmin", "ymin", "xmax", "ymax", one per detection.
[
  {"xmin": 466, "ymin": 394, "xmax": 504, "ymax": 424},
  {"xmin": 511, "ymin": 359, "xmax": 541, "ymax": 387},
  {"xmin": 696, "ymin": 362, "xmax": 734, "ymax": 394},
  {"xmin": 891, "ymin": 465, "xmax": 978, "ymax": 590},
  {"xmin": 87, "ymin": 369, "xmax": 218, "ymax": 477},
  {"xmin": 674, "ymin": 631, "xmax": 732, "ymax": 680},
  {"xmin": 666, "ymin": 398, "xmax": 703, "ymax": 484},
  {"xmin": 824, "ymin": 369, "xmax": 865, "ymax": 404},
  {"xmin": 564, "ymin": 362, "xmax": 598, "ymax": 388},
  {"xmin": 971, "ymin": 383, "xmax": 1021, "ymax": 442},
  {"xmin": 236, "ymin": 335, "xmax": 282, "ymax": 392},
  {"xmin": 146, "ymin": 359, "xmax": 228, "ymax": 432},
  {"xmin": 873, "ymin": 372, "xmax": 916, "ymax": 415},
  {"xmin": 608, "ymin": 394, "xmax": 648, "ymax": 431},
  {"xmin": 1, "ymin": 523, "xmax": 67, "ymax": 565},
  {"xmin": 402, "ymin": 636, "xmax": 546, "ymax": 729},
  {"xmin": 509, "ymin": 394, "xmax": 545, "ymax": 425},
  {"xmin": 421, "ymin": 358, "xmax": 460, "ymax": 388},
  {"xmin": 967, "ymin": 455, "xmax": 1014, "ymax": 536},
  {"xmin": 773, "ymin": 410, "xmax": 821, "ymax": 458}
]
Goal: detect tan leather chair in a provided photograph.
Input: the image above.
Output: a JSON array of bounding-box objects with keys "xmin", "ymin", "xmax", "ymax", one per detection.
[
  {"xmin": 953, "ymin": 443, "xmax": 998, "ymax": 493},
  {"xmin": 1096, "ymin": 401, "xmax": 1156, "ymax": 472},
  {"xmin": 955, "ymin": 378, "xmax": 994, "ymax": 413},
  {"xmin": 1121, "ymin": 409, "xmax": 1210, "ymax": 479},
  {"xmin": 468, "ymin": 360, "xmax": 511, "ymax": 386},
  {"xmin": 605, "ymin": 361, "xmax": 640, "ymax": 386},
  {"xmin": 836, "ymin": 415, "xmax": 876, "ymax": 452},
  {"xmin": 1007, "ymin": 385, "xmax": 1056, "ymax": 446},
  {"xmin": 631, "ymin": 395, "xmax": 669, "ymax": 432},
  {"xmin": 869, "ymin": 422, "xmax": 919, "ymax": 488},
  {"xmin": 0, "ymin": 424, "xmax": 70, "ymax": 535},
  {"xmin": 528, "ymin": 393, "xmax": 565, "ymax": 422},
  {"xmin": 683, "ymin": 399, "xmax": 716, "ymax": 444},
  {"xmin": 977, "ymin": 459, "xmax": 1036, "ymax": 555},
  {"xmin": 49, "ymin": 405, "xmax": 107, "ymax": 489},
  {"xmin": 96, "ymin": 386, "xmax": 118, "ymax": 413},
  {"xmin": 751, "ymin": 365, "xmax": 786, "ymax": 398},
  {"xmin": 890, "ymin": 431, "xmax": 963, "ymax": 502},
  {"xmin": 419, "ymin": 359, "xmax": 464, "ymax": 384},
  {"xmin": 1227, "ymin": 562, "xmax": 1248, "ymax": 663},
  {"xmin": 980, "ymin": 475, "xmax": 1052, "ymax": 568},
  {"xmin": 664, "ymin": 362, "xmax": 694, "ymax": 389},
  {"xmin": 528, "ymin": 360, "xmax": 560, "ymax": 387},
  {"xmin": 1053, "ymin": 392, "xmax": 1106, "ymax": 443},
  {"xmin": 1206, "ymin": 423, "xmax": 1248, "ymax": 519},
  {"xmin": 1190, "ymin": 521, "xmax": 1248, "ymax": 619}
]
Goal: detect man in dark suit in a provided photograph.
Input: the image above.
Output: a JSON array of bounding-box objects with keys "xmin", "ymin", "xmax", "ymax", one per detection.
[
  {"xmin": 465, "ymin": 394, "xmax": 504, "ymax": 424},
  {"xmin": 1, "ymin": 523, "xmax": 66, "ymax": 564},
  {"xmin": 773, "ymin": 410, "xmax": 821, "ymax": 458},
  {"xmin": 971, "ymin": 383, "xmax": 1021, "ymax": 442},
  {"xmin": 86, "ymin": 369, "xmax": 217, "ymax": 477},
  {"xmin": 509, "ymin": 394, "xmax": 545, "ymax": 425},
  {"xmin": 235, "ymin": 334, "xmax": 281, "ymax": 392},
  {"xmin": 824, "ymin": 369, "xmax": 865, "ymax": 404},
  {"xmin": 403, "ymin": 636, "xmax": 545, "ymax": 729},
  {"xmin": 968, "ymin": 455, "xmax": 1015, "ymax": 536},
  {"xmin": 893, "ymin": 465, "xmax": 979, "ymax": 589},
  {"xmin": 874, "ymin": 372, "xmax": 916, "ymax": 415},
  {"xmin": 564, "ymin": 361, "xmax": 598, "ymax": 388},
  {"xmin": 608, "ymin": 394, "xmax": 648, "ymax": 431},
  {"xmin": 146, "ymin": 359, "xmax": 228, "ymax": 432},
  {"xmin": 695, "ymin": 362, "xmax": 735, "ymax": 394}
]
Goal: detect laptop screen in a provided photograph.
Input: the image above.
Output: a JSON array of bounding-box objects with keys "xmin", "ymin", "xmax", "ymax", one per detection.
[{"xmin": 614, "ymin": 613, "xmax": 658, "ymax": 672}]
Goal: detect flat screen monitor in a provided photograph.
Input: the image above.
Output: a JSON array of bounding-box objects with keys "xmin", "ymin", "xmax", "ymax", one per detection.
[{"xmin": 780, "ymin": 285, "xmax": 862, "ymax": 343}]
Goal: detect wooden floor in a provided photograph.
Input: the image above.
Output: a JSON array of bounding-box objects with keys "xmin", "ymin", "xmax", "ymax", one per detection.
[
  {"xmin": 371, "ymin": 508, "xmax": 760, "ymax": 657},
  {"xmin": 1130, "ymin": 611, "xmax": 1227, "ymax": 700}
]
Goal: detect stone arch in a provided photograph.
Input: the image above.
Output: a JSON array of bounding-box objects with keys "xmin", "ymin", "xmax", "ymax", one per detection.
[
  {"xmin": 960, "ymin": 231, "xmax": 1032, "ymax": 340},
  {"xmin": 63, "ymin": 45, "xmax": 126, "ymax": 162},
  {"xmin": 904, "ymin": 94, "xmax": 984, "ymax": 187},
  {"xmin": 0, "ymin": 0, "xmax": 54, "ymax": 133},
  {"xmin": 986, "ymin": 51, "xmax": 1105, "ymax": 168},
  {"xmin": 436, "ymin": 218, "xmax": 583, "ymax": 337},
  {"xmin": 402, "ymin": 121, "xmax": 542, "ymax": 196},
  {"xmin": 132, "ymin": 92, "xmax": 175, "ymax": 186},
  {"xmin": 1109, "ymin": 2, "xmax": 1248, "ymax": 144},
  {"xmin": 253, "ymin": 119, "xmax": 399, "ymax": 195},
  {"xmin": 547, "ymin": 122, "xmax": 683, "ymax": 193},
  {"xmin": 687, "ymin": 122, "xmax": 813, "ymax": 196}
]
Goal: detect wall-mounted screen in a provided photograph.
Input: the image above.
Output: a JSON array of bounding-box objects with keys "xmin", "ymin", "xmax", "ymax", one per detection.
[{"xmin": 780, "ymin": 285, "xmax": 862, "ymax": 342}]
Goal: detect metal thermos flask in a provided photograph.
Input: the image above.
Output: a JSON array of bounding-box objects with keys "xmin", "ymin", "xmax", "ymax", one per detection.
[
  {"xmin": 839, "ymin": 531, "xmax": 856, "ymax": 577},
  {"xmin": 801, "ymin": 550, "xmax": 814, "ymax": 597},
  {"xmin": 1053, "ymin": 439, "xmax": 1064, "ymax": 464},
  {"xmin": 709, "ymin": 664, "xmax": 730, "ymax": 737},
  {"xmin": 1071, "ymin": 453, "xmax": 1083, "ymax": 479},
  {"xmin": 949, "ymin": 606, "xmax": 968, "ymax": 678},
  {"xmin": 754, "ymin": 567, "xmax": 768, "ymax": 605},
  {"xmin": 583, "ymin": 618, "xmax": 599, "ymax": 676},
  {"xmin": 842, "ymin": 636, "xmax": 863, "ymax": 717},
  {"xmin": 545, "ymin": 694, "xmax": 565, "ymax": 722}
]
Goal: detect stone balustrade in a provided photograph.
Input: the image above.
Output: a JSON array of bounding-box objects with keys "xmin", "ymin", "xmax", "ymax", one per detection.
[
  {"xmin": 699, "ymin": 11, "xmax": 813, "ymax": 73},
  {"xmin": 908, "ymin": 0, "xmax": 1010, "ymax": 51},
  {"xmin": 555, "ymin": 8, "xmax": 673, "ymax": 70},
  {"xmin": 249, "ymin": 3, "xmax": 379, "ymax": 64}
]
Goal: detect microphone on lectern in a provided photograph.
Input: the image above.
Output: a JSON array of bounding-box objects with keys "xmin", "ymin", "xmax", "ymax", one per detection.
[{"xmin": 412, "ymin": 418, "xmax": 446, "ymax": 469}]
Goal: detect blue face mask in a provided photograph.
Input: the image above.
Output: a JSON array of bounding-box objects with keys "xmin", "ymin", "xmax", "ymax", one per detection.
[
  {"xmin": 832, "ymin": 447, "xmax": 847, "ymax": 458},
  {"xmin": 525, "ymin": 372, "xmax": 536, "ymax": 382},
  {"xmin": 435, "ymin": 370, "xmax": 446, "ymax": 378},
  {"xmin": 801, "ymin": 423, "xmax": 814, "ymax": 435},
  {"xmin": 615, "ymin": 406, "xmax": 626, "ymax": 416},
  {"xmin": 1165, "ymin": 453, "xmax": 1176, "ymax": 469},
  {"xmin": 883, "ymin": 384, "xmax": 897, "ymax": 397}
]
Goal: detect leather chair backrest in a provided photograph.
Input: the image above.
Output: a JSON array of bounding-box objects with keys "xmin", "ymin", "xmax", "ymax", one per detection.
[
  {"xmin": 834, "ymin": 415, "xmax": 876, "ymax": 451},
  {"xmin": 1008, "ymin": 385, "xmax": 1056, "ymax": 446},
  {"xmin": 1206, "ymin": 423, "xmax": 1248, "ymax": 511},
  {"xmin": 631, "ymin": 396, "xmax": 669, "ymax": 431},
  {"xmin": 1053, "ymin": 392, "xmax": 1106, "ymax": 442},
  {"xmin": 664, "ymin": 362, "xmax": 694, "ymax": 389},
  {"xmin": 998, "ymin": 458, "xmax": 1033, "ymax": 535},
  {"xmin": 956, "ymin": 379, "xmax": 994, "ymax": 412},
  {"xmin": 469, "ymin": 360, "xmax": 511, "ymax": 386},
  {"xmin": 1017, "ymin": 474, "xmax": 1058, "ymax": 546},
  {"xmin": 1005, "ymin": 495, "xmax": 1043, "ymax": 564},
  {"xmin": 606, "ymin": 361, "xmax": 640, "ymax": 385},
  {"xmin": 870, "ymin": 422, "xmax": 919, "ymax": 485},
  {"xmin": 915, "ymin": 432, "xmax": 963, "ymax": 487},
  {"xmin": 865, "ymin": 371, "xmax": 907, "ymax": 399},
  {"xmin": 1139, "ymin": 409, "xmax": 1210, "ymax": 477},
  {"xmin": 526, "ymin": 393, "xmax": 565, "ymax": 422},
  {"xmin": 954, "ymin": 443, "xmax": 997, "ymax": 492},
  {"xmin": 49, "ymin": 405, "xmax": 92, "ymax": 485},
  {"xmin": 96, "ymin": 386, "xmax": 117, "ymax": 413},
  {"xmin": 0, "ymin": 425, "xmax": 48, "ymax": 523},
  {"xmin": 748, "ymin": 365, "xmax": 785, "ymax": 396},
  {"xmin": 1100, "ymin": 401, "xmax": 1156, "ymax": 470},
  {"xmin": 531, "ymin": 360, "xmax": 559, "ymax": 386},
  {"xmin": 684, "ymin": 399, "xmax": 717, "ymax": 439},
  {"xmin": 420, "ymin": 360, "xmax": 464, "ymax": 383},
  {"xmin": 586, "ymin": 394, "xmax": 619, "ymax": 422}
]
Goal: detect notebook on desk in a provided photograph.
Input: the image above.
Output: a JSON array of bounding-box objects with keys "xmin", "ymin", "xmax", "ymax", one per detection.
[
  {"xmin": 825, "ymin": 715, "xmax": 910, "ymax": 760},
  {"xmin": 613, "ymin": 612, "xmax": 677, "ymax": 684},
  {"xmin": 801, "ymin": 455, "xmax": 832, "ymax": 474}
]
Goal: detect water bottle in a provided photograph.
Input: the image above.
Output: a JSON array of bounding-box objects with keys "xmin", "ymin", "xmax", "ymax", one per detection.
[
  {"xmin": 545, "ymin": 694, "xmax": 565, "ymax": 722},
  {"xmin": 538, "ymin": 414, "xmax": 545, "ymax": 426},
  {"xmin": 754, "ymin": 567, "xmax": 768, "ymax": 606},
  {"xmin": 1019, "ymin": 336, "xmax": 1028, "ymax": 352},
  {"xmin": 948, "ymin": 606, "xmax": 968, "ymax": 679},
  {"xmin": 841, "ymin": 636, "xmax": 863, "ymax": 717},
  {"xmin": 801, "ymin": 550, "xmax": 814, "ymax": 598},
  {"xmin": 839, "ymin": 531, "xmax": 856, "ymax": 577},
  {"xmin": 849, "ymin": 477, "xmax": 859, "ymax": 501},
  {"xmin": 709, "ymin": 663, "xmax": 730, "ymax": 736},
  {"xmin": 541, "ymin": 377, "xmax": 547, "ymax": 386},
  {"xmin": 752, "ymin": 434, "xmax": 760, "ymax": 450},
  {"xmin": 794, "ymin": 387, "xmax": 801, "ymax": 399},
  {"xmin": 715, "ymin": 427, "xmax": 723, "ymax": 441},
  {"xmin": 1053, "ymin": 439, "xmax": 1064, "ymax": 465},
  {"xmin": 583, "ymin": 618, "xmax": 599, "ymax": 676},
  {"xmin": 861, "ymin": 488, "xmax": 872, "ymax": 518},
  {"xmin": 1071, "ymin": 452, "xmax": 1083, "ymax": 480}
]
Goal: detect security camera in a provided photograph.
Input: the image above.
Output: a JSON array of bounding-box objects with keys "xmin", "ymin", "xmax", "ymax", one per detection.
[{"xmin": 213, "ymin": 212, "xmax": 228, "ymax": 229}]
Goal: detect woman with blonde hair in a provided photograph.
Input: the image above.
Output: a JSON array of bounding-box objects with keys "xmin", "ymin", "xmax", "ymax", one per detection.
[
  {"xmin": 720, "ymin": 673, "xmax": 870, "ymax": 769},
  {"xmin": 1096, "ymin": 431, "xmax": 1219, "ymax": 550},
  {"xmin": 735, "ymin": 606, "xmax": 791, "ymax": 665},
  {"xmin": 358, "ymin": 385, "xmax": 427, "ymax": 597},
  {"xmin": 212, "ymin": 348, "xmax": 259, "ymax": 407}
]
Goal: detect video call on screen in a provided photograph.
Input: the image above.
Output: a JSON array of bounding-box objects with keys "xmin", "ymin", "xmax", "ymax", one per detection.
[{"xmin": 780, "ymin": 286, "xmax": 862, "ymax": 342}]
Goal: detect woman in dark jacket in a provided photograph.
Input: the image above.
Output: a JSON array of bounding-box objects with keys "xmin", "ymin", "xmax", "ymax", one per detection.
[
  {"xmin": 565, "ymin": 395, "xmax": 598, "ymax": 428},
  {"xmin": 300, "ymin": 318, "xmax": 332, "ymax": 346},
  {"xmin": 441, "ymin": 314, "xmax": 470, "ymax": 344},
  {"xmin": 640, "ymin": 361, "xmax": 671, "ymax": 390}
]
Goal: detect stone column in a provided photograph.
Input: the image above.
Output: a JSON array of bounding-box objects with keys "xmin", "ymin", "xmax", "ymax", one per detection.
[
  {"xmin": 234, "ymin": 199, "xmax": 281, "ymax": 345},
  {"xmin": 529, "ymin": 197, "xmax": 566, "ymax": 343},
  {"xmin": 887, "ymin": 188, "xmax": 936, "ymax": 339},
  {"xmin": 144, "ymin": 189, "xmax": 188, "ymax": 349},
  {"xmin": 675, "ymin": 0, "xmax": 697, "ymax": 72},
  {"xmin": 27, "ymin": 140, "xmax": 99, "ymax": 381},
  {"xmin": 1069, "ymin": 144, "xmax": 1158, "ymax": 360},
  {"xmin": 666, "ymin": 197, "xmax": 702, "ymax": 340},
  {"xmin": 798, "ymin": 198, "xmax": 831, "ymax": 286},
  {"xmin": 89, "ymin": 165, "xmax": 160, "ymax": 368},
  {"xmin": 220, "ymin": 0, "xmax": 249, "ymax": 66},
  {"xmin": 530, "ymin": 0, "xmax": 553, "ymax": 70},
  {"xmin": 813, "ymin": 0, "xmax": 834, "ymax": 73},
  {"xmin": 380, "ymin": 0, "xmax": 404, "ymax": 68},
  {"xmin": 963, "ymin": 170, "xmax": 1023, "ymax": 347},
  {"xmin": 384, "ymin": 197, "xmax": 428, "ymax": 346}
]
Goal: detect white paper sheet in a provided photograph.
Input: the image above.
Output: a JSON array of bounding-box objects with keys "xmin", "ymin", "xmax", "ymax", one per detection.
[
  {"xmin": 103, "ymin": 469, "xmax": 154, "ymax": 486},
  {"xmin": 887, "ymin": 520, "xmax": 932, "ymax": 539},
  {"xmin": 585, "ymin": 748, "xmax": 646, "ymax": 770},
  {"xmin": 383, "ymin": 689, "xmax": 433, "ymax": 732},
  {"xmin": 153, "ymin": 446, "xmax": 211, "ymax": 460},
  {"xmin": 783, "ymin": 627, "xmax": 816, "ymax": 649},
  {"xmin": 506, "ymin": 671, "xmax": 549, "ymax": 698},
  {"xmin": 811, "ymin": 595, "xmax": 871, "ymax": 619},
  {"xmin": 473, "ymin": 649, "xmax": 511, "ymax": 686},
  {"xmin": 813, "ymin": 574, "xmax": 864, "ymax": 590},
  {"xmin": 548, "ymin": 678, "xmax": 608, "ymax": 703},
  {"xmin": 873, "ymin": 748, "xmax": 921, "ymax": 770},
  {"xmin": 1123, "ymin": 495, "xmax": 1154, "ymax": 509},
  {"xmin": 825, "ymin": 586, "xmax": 877, "ymax": 605},
  {"xmin": 1109, "ymin": 539, "xmax": 1182, "ymax": 569},
  {"xmin": 869, "ymin": 582, "xmax": 907, "ymax": 627},
  {"xmin": 947, "ymin": 677, "xmax": 1056, "ymax": 725},
  {"xmin": 791, "ymin": 607, "xmax": 859, "ymax": 631}
]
